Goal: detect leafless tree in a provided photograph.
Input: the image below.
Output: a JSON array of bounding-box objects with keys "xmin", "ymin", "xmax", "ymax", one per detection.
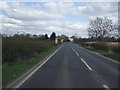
[{"xmin": 87, "ymin": 17, "xmax": 116, "ymax": 41}]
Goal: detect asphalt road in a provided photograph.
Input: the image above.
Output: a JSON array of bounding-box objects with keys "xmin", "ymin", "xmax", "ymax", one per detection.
[{"xmin": 20, "ymin": 42, "xmax": 119, "ymax": 88}]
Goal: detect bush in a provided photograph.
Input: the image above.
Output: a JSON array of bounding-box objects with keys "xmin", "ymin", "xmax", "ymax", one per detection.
[{"xmin": 2, "ymin": 36, "xmax": 55, "ymax": 63}]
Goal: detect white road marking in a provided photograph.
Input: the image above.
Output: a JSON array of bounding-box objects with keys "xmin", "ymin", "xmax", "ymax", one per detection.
[
  {"xmin": 74, "ymin": 43, "xmax": 119, "ymax": 64},
  {"xmin": 15, "ymin": 44, "xmax": 64, "ymax": 88},
  {"xmin": 71, "ymin": 47, "xmax": 79, "ymax": 56},
  {"xmin": 103, "ymin": 84, "xmax": 110, "ymax": 90},
  {"xmin": 71, "ymin": 47, "xmax": 76, "ymax": 52},
  {"xmin": 71, "ymin": 46, "xmax": 92, "ymax": 70},
  {"xmin": 75, "ymin": 52, "xmax": 79, "ymax": 56},
  {"xmin": 81, "ymin": 58, "xmax": 93, "ymax": 71}
]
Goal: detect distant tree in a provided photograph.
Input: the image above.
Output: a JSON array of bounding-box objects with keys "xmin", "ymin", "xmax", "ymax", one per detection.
[
  {"xmin": 45, "ymin": 34, "xmax": 49, "ymax": 40},
  {"xmin": 60, "ymin": 35, "xmax": 69, "ymax": 42},
  {"xmin": 25, "ymin": 34, "xmax": 31, "ymax": 38},
  {"xmin": 87, "ymin": 17, "xmax": 115, "ymax": 42},
  {"xmin": 50, "ymin": 32, "xmax": 56, "ymax": 40},
  {"xmin": 70, "ymin": 36, "xmax": 76, "ymax": 39},
  {"xmin": 38, "ymin": 34, "xmax": 45, "ymax": 40},
  {"xmin": 32, "ymin": 34, "xmax": 38, "ymax": 38},
  {"xmin": 13, "ymin": 34, "xmax": 19, "ymax": 37},
  {"xmin": 113, "ymin": 24, "xmax": 119, "ymax": 39}
]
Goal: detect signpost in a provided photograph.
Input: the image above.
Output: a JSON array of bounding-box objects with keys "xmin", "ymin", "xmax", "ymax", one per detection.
[
  {"xmin": 55, "ymin": 38, "xmax": 58, "ymax": 44},
  {"xmin": 61, "ymin": 39, "xmax": 64, "ymax": 43}
]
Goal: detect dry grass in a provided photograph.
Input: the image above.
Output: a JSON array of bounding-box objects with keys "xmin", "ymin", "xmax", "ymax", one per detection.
[
  {"xmin": 105, "ymin": 42, "xmax": 119, "ymax": 47},
  {"xmin": 78, "ymin": 41, "xmax": 120, "ymax": 61},
  {"xmin": 84, "ymin": 41, "xmax": 120, "ymax": 55},
  {"xmin": 86, "ymin": 42, "xmax": 119, "ymax": 48}
]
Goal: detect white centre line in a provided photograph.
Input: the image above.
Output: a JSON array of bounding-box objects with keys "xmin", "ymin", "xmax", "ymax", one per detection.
[
  {"xmin": 81, "ymin": 58, "xmax": 93, "ymax": 71},
  {"xmin": 71, "ymin": 47, "xmax": 76, "ymax": 52},
  {"xmin": 74, "ymin": 43, "xmax": 119, "ymax": 64},
  {"xmin": 103, "ymin": 84, "xmax": 110, "ymax": 90},
  {"xmin": 76, "ymin": 52, "xmax": 79, "ymax": 56}
]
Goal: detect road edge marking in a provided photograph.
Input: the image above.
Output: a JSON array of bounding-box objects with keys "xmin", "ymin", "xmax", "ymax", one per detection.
[
  {"xmin": 81, "ymin": 58, "xmax": 92, "ymax": 71},
  {"xmin": 15, "ymin": 44, "xmax": 64, "ymax": 88}
]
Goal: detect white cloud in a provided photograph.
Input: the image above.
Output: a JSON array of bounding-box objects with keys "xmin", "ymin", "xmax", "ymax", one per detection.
[
  {"xmin": 76, "ymin": 2, "xmax": 118, "ymax": 17},
  {"xmin": 0, "ymin": 2, "xmax": 118, "ymax": 37},
  {"xmin": 1, "ymin": 2, "xmax": 64, "ymax": 21},
  {"xmin": 60, "ymin": 0, "xmax": 119, "ymax": 2},
  {"xmin": 0, "ymin": 0, "xmax": 119, "ymax": 2},
  {"xmin": 108, "ymin": 16, "xmax": 118, "ymax": 24},
  {"xmin": 44, "ymin": 2, "xmax": 74, "ymax": 14}
]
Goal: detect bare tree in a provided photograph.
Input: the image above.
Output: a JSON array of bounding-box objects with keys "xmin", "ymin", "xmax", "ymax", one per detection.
[
  {"xmin": 112, "ymin": 24, "xmax": 119, "ymax": 38},
  {"xmin": 87, "ymin": 17, "xmax": 116, "ymax": 42}
]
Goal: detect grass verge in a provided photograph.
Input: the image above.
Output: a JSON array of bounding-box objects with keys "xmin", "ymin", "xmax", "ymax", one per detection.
[
  {"xmin": 77, "ymin": 44, "xmax": 120, "ymax": 62},
  {"xmin": 2, "ymin": 44, "xmax": 62, "ymax": 87}
]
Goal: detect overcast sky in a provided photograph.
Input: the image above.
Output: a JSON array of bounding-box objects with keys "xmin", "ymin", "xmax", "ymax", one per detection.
[{"xmin": 0, "ymin": 1, "xmax": 118, "ymax": 37}]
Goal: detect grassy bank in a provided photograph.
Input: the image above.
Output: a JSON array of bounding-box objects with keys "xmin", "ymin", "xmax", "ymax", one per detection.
[
  {"xmin": 76, "ymin": 42, "xmax": 120, "ymax": 62},
  {"xmin": 2, "ymin": 44, "xmax": 62, "ymax": 87}
]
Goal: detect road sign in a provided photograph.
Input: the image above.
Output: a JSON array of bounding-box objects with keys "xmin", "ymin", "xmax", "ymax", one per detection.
[
  {"xmin": 55, "ymin": 38, "xmax": 58, "ymax": 44},
  {"xmin": 61, "ymin": 39, "xmax": 64, "ymax": 42}
]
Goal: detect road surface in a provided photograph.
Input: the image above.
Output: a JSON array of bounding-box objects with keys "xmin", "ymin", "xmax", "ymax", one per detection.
[{"xmin": 19, "ymin": 42, "xmax": 119, "ymax": 88}]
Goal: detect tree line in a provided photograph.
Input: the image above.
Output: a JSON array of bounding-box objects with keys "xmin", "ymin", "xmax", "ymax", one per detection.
[
  {"xmin": 2, "ymin": 32, "xmax": 70, "ymax": 63},
  {"xmin": 2, "ymin": 32, "xmax": 70, "ymax": 42}
]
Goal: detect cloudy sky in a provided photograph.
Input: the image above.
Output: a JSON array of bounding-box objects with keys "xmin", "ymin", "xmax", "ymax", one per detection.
[{"xmin": 0, "ymin": 1, "xmax": 118, "ymax": 37}]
